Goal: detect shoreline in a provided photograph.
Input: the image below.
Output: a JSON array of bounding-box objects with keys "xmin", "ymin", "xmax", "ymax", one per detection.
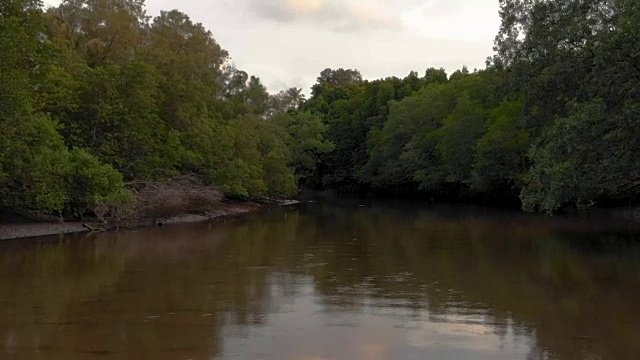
[
  {"xmin": 0, "ymin": 199, "xmax": 299, "ymax": 241},
  {"xmin": 3, "ymin": 199, "xmax": 639, "ymax": 241}
]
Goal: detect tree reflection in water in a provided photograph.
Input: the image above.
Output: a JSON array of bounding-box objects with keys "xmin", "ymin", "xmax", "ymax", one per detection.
[{"xmin": 1, "ymin": 200, "xmax": 639, "ymax": 359}]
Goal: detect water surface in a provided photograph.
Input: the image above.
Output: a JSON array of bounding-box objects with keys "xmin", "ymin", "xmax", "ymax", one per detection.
[{"xmin": 2, "ymin": 200, "xmax": 640, "ymax": 359}]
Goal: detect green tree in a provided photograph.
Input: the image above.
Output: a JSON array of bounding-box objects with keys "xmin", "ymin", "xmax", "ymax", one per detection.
[
  {"xmin": 521, "ymin": 100, "xmax": 640, "ymax": 213},
  {"xmin": 1, "ymin": 0, "xmax": 136, "ymax": 215},
  {"xmin": 147, "ymin": 9, "xmax": 228, "ymax": 129},
  {"xmin": 0, "ymin": 0, "xmax": 71, "ymax": 211},
  {"xmin": 47, "ymin": 0, "xmax": 148, "ymax": 66},
  {"xmin": 364, "ymin": 84, "xmax": 450, "ymax": 189},
  {"xmin": 311, "ymin": 68, "xmax": 363, "ymax": 97},
  {"xmin": 271, "ymin": 87, "xmax": 306, "ymax": 115},
  {"xmin": 472, "ymin": 99, "xmax": 528, "ymax": 196},
  {"xmin": 437, "ymin": 94, "xmax": 487, "ymax": 185},
  {"xmin": 66, "ymin": 148, "xmax": 132, "ymax": 214},
  {"xmin": 61, "ymin": 62, "xmax": 181, "ymax": 179},
  {"xmin": 275, "ymin": 112, "xmax": 335, "ymax": 182}
]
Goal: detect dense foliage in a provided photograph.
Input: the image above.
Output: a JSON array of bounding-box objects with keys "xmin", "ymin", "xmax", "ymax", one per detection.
[
  {"xmin": 301, "ymin": 0, "xmax": 640, "ymax": 213},
  {"xmin": 0, "ymin": 0, "xmax": 332, "ymax": 215},
  {"xmin": 2, "ymin": 0, "xmax": 639, "ymax": 215}
]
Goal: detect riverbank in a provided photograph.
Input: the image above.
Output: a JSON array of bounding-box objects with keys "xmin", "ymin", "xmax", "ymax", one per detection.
[{"xmin": 0, "ymin": 199, "xmax": 299, "ymax": 241}]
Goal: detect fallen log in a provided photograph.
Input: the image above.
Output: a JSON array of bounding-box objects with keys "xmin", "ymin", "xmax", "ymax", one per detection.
[{"xmin": 82, "ymin": 223, "xmax": 105, "ymax": 232}]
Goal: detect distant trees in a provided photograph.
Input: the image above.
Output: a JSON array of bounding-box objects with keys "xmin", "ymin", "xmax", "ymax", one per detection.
[{"xmin": 300, "ymin": 0, "xmax": 640, "ymax": 212}]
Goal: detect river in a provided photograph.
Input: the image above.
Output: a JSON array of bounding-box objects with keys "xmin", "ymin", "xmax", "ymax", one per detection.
[{"xmin": 1, "ymin": 199, "xmax": 640, "ymax": 359}]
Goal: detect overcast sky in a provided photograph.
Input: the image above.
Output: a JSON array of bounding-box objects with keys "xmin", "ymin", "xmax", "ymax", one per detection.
[{"xmin": 43, "ymin": 0, "xmax": 502, "ymax": 94}]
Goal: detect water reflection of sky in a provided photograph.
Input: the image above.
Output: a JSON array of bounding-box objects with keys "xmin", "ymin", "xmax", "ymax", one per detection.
[
  {"xmin": 221, "ymin": 275, "xmax": 535, "ymax": 360},
  {"xmin": 4, "ymin": 203, "xmax": 638, "ymax": 359}
]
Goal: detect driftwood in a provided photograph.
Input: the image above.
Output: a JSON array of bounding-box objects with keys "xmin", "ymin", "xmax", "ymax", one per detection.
[
  {"xmin": 126, "ymin": 176, "xmax": 223, "ymax": 218},
  {"xmin": 82, "ymin": 222, "xmax": 106, "ymax": 232},
  {"xmin": 90, "ymin": 176, "xmax": 225, "ymax": 229},
  {"xmin": 80, "ymin": 176, "xmax": 296, "ymax": 233}
]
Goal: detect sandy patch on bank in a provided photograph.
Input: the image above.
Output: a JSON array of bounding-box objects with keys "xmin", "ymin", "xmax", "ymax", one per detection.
[{"xmin": 0, "ymin": 222, "xmax": 89, "ymax": 240}]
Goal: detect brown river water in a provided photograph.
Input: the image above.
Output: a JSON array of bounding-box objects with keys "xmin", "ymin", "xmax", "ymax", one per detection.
[{"xmin": 1, "ymin": 199, "xmax": 640, "ymax": 360}]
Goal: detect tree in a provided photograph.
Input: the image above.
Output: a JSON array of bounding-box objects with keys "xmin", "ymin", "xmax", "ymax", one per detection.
[
  {"xmin": 424, "ymin": 67, "xmax": 448, "ymax": 85},
  {"xmin": 521, "ymin": 100, "xmax": 640, "ymax": 213},
  {"xmin": 0, "ymin": 0, "xmax": 130, "ymax": 213},
  {"xmin": 271, "ymin": 87, "xmax": 305, "ymax": 115},
  {"xmin": 47, "ymin": 0, "xmax": 148, "ymax": 65},
  {"xmin": 0, "ymin": 0, "xmax": 71, "ymax": 212},
  {"xmin": 147, "ymin": 9, "xmax": 228, "ymax": 128},
  {"xmin": 275, "ymin": 112, "xmax": 335, "ymax": 182},
  {"xmin": 494, "ymin": 0, "xmax": 640, "ymax": 211},
  {"xmin": 363, "ymin": 84, "xmax": 449, "ymax": 188},
  {"xmin": 311, "ymin": 68, "xmax": 362, "ymax": 97},
  {"xmin": 437, "ymin": 94, "xmax": 487, "ymax": 185},
  {"xmin": 472, "ymin": 99, "xmax": 528, "ymax": 196},
  {"xmin": 60, "ymin": 62, "xmax": 181, "ymax": 179},
  {"xmin": 66, "ymin": 148, "xmax": 132, "ymax": 214}
]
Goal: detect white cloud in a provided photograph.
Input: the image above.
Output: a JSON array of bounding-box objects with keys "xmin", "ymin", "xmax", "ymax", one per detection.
[
  {"xmin": 401, "ymin": 0, "xmax": 500, "ymax": 41},
  {"xmin": 244, "ymin": 0, "xmax": 403, "ymax": 32}
]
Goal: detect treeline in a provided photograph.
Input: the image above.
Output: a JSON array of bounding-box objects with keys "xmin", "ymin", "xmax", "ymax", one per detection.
[
  {"xmin": 0, "ymin": 0, "xmax": 332, "ymax": 216},
  {"xmin": 2, "ymin": 0, "xmax": 640, "ymax": 217},
  {"xmin": 301, "ymin": 0, "xmax": 640, "ymax": 213}
]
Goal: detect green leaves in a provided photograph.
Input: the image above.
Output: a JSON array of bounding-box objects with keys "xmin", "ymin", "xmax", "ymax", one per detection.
[
  {"xmin": 1, "ymin": 0, "xmax": 319, "ymax": 216},
  {"xmin": 361, "ymin": 72, "xmax": 497, "ymax": 195},
  {"xmin": 4, "ymin": 0, "xmax": 639, "ymax": 216},
  {"xmin": 521, "ymin": 100, "xmax": 640, "ymax": 213},
  {"xmin": 275, "ymin": 112, "xmax": 335, "ymax": 182},
  {"xmin": 184, "ymin": 116, "xmax": 298, "ymax": 198},
  {"xmin": 472, "ymin": 99, "xmax": 528, "ymax": 195},
  {"xmin": 300, "ymin": 1, "xmax": 640, "ymax": 212},
  {"xmin": 0, "ymin": 0, "xmax": 70, "ymax": 212},
  {"xmin": 491, "ymin": 0, "xmax": 640, "ymax": 211},
  {"xmin": 0, "ymin": 114, "xmax": 71, "ymax": 212},
  {"xmin": 438, "ymin": 94, "xmax": 487, "ymax": 184},
  {"xmin": 67, "ymin": 148, "xmax": 132, "ymax": 208}
]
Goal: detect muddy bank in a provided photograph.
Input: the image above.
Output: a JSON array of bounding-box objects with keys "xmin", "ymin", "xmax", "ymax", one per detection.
[{"xmin": 0, "ymin": 200, "xmax": 299, "ymax": 241}]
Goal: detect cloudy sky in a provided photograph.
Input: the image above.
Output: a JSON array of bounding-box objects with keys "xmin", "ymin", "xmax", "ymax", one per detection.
[{"xmin": 43, "ymin": 0, "xmax": 502, "ymax": 94}]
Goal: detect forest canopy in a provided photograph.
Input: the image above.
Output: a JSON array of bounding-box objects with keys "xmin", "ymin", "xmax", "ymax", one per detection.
[
  {"xmin": 1, "ymin": 0, "xmax": 639, "ymax": 216},
  {"xmin": 0, "ymin": 0, "xmax": 332, "ymax": 216},
  {"xmin": 300, "ymin": 0, "xmax": 640, "ymax": 213}
]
